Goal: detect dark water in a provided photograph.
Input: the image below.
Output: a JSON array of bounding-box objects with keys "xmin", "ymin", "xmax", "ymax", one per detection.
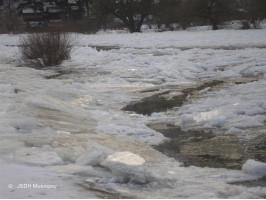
[
  {"xmin": 150, "ymin": 123, "xmax": 266, "ymax": 170},
  {"xmin": 229, "ymin": 177, "xmax": 266, "ymax": 187},
  {"xmin": 149, "ymin": 123, "xmax": 248, "ymax": 169},
  {"xmin": 123, "ymin": 80, "xmax": 224, "ymax": 115}
]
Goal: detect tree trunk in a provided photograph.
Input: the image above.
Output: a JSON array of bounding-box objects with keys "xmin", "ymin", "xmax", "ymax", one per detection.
[
  {"xmin": 210, "ymin": 18, "xmax": 219, "ymax": 30},
  {"xmin": 136, "ymin": 14, "xmax": 146, "ymax": 32},
  {"xmin": 212, "ymin": 24, "xmax": 218, "ymax": 30}
]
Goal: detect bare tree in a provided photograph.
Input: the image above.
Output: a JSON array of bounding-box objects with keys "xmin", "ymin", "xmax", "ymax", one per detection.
[
  {"xmin": 0, "ymin": 0, "xmax": 17, "ymax": 15},
  {"xmin": 153, "ymin": 0, "xmax": 183, "ymax": 30},
  {"xmin": 0, "ymin": 0, "xmax": 24, "ymax": 33},
  {"xmin": 93, "ymin": 0, "xmax": 155, "ymax": 33}
]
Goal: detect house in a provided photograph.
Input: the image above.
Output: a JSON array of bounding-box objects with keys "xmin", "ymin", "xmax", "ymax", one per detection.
[
  {"xmin": 67, "ymin": 0, "xmax": 84, "ymax": 20},
  {"xmin": 47, "ymin": 6, "xmax": 66, "ymax": 21},
  {"xmin": 22, "ymin": 8, "xmax": 44, "ymax": 22},
  {"xmin": 18, "ymin": 0, "xmax": 86, "ymax": 24}
]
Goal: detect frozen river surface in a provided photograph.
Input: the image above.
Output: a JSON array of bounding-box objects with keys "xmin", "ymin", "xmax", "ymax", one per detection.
[{"xmin": 0, "ymin": 29, "xmax": 266, "ymax": 198}]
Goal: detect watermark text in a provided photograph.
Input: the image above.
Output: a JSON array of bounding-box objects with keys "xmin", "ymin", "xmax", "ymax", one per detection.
[{"xmin": 8, "ymin": 183, "xmax": 57, "ymax": 190}]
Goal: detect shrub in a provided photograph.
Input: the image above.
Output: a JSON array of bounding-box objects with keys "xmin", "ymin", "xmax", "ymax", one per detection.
[{"xmin": 20, "ymin": 32, "xmax": 75, "ymax": 68}]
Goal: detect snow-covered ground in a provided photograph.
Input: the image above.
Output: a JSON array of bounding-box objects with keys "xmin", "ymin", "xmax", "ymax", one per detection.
[{"xmin": 0, "ymin": 29, "xmax": 266, "ymax": 198}]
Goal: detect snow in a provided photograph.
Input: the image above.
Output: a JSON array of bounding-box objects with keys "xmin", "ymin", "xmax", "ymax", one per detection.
[
  {"xmin": 0, "ymin": 28, "xmax": 266, "ymax": 198},
  {"xmin": 76, "ymin": 29, "xmax": 266, "ymax": 49}
]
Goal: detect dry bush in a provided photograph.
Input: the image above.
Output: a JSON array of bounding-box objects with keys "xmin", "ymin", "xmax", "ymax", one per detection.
[{"xmin": 20, "ymin": 32, "xmax": 75, "ymax": 68}]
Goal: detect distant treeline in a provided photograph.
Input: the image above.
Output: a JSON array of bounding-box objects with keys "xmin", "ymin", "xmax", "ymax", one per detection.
[{"xmin": 0, "ymin": 0, "xmax": 266, "ymax": 33}]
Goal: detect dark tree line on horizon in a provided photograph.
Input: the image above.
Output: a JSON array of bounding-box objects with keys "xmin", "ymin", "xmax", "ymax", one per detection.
[{"xmin": 0, "ymin": 0, "xmax": 266, "ymax": 33}]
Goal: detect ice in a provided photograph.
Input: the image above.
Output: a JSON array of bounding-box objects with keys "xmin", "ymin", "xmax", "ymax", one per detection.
[
  {"xmin": 0, "ymin": 28, "xmax": 266, "ymax": 198},
  {"xmin": 242, "ymin": 159, "xmax": 266, "ymax": 177},
  {"xmin": 7, "ymin": 117, "xmax": 37, "ymax": 133},
  {"xmin": 54, "ymin": 145, "xmax": 86, "ymax": 163},
  {"xmin": 212, "ymin": 116, "xmax": 226, "ymax": 127},
  {"xmin": 76, "ymin": 140, "xmax": 114, "ymax": 166},
  {"xmin": 88, "ymin": 160, "xmax": 266, "ymax": 198},
  {"xmin": 76, "ymin": 150, "xmax": 105, "ymax": 166},
  {"xmin": 0, "ymin": 163, "xmax": 98, "ymax": 198},
  {"xmin": 100, "ymin": 151, "xmax": 147, "ymax": 183},
  {"xmin": 181, "ymin": 114, "xmax": 195, "ymax": 124},
  {"xmin": 14, "ymin": 147, "xmax": 64, "ymax": 166},
  {"xmin": 173, "ymin": 79, "xmax": 266, "ymax": 134},
  {"xmin": 0, "ymin": 139, "xmax": 25, "ymax": 161},
  {"xmin": 90, "ymin": 110, "xmax": 165, "ymax": 146},
  {"xmin": 104, "ymin": 151, "xmax": 145, "ymax": 166}
]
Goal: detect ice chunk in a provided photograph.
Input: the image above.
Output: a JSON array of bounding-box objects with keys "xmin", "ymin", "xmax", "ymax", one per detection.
[
  {"xmin": 54, "ymin": 145, "xmax": 86, "ymax": 163},
  {"xmin": 76, "ymin": 139, "xmax": 114, "ymax": 166},
  {"xmin": 8, "ymin": 118, "xmax": 36, "ymax": 133},
  {"xmin": 242, "ymin": 159, "xmax": 266, "ymax": 177},
  {"xmin": 199, "ymin": 87, "xmax": 211, "ymax": 94},
  {"xmin": 101, "ymin": 151, "xmax": 147, "ymax": 183},
  {"xmin": 181, "ymin": 114, "xmax": 195, "ymax": 124},
  {"xmin": 212, "ymin": 116, "xmax": 226, "ymax": 127},
  {"xmin": 76, "ymin": 149, "xmax": 107, "ymax": 166}
]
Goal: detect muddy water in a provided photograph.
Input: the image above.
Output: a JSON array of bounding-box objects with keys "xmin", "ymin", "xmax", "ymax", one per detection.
[
  {"xmin": 36, "ymin": 108, "xmax": 97, "ymax": 134},
  {"xmin": 149, "ymin": 123, "xmax": 266, "ymax": 170},
  {"xmin": 149, "ymin": 123, "xmax": 248, "ymax": 169},
  {"xmin": 123, "ymin": 80, "xmax": 224, "ymax": 115}
]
